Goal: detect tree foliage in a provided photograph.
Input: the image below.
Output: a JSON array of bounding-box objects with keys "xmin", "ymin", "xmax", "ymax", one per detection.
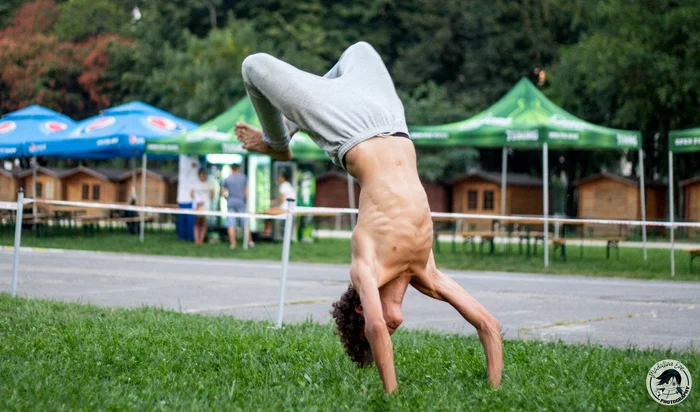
[{"xmin": 1, "ymin": 0, "xmax": 698, "ymax": 190}]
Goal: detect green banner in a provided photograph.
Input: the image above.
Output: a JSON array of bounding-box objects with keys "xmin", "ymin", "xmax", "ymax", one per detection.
[
  {"xmin": 669, "ymin": 128, "xmax": 700, "ymax": 153},
  {"xmin": 146, "ymin": 98, "xmax": 328, "ymax": 161},
  {"xmin": 410, "ymin": 78, "xmax": 641, "ymax": 150}
]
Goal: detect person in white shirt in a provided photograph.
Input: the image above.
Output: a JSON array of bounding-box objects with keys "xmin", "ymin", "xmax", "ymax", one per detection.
[
  {"xmin": 263, "ymin": 171, "xmax": 296, "ymax": 235},
  {"xmin": 190, "ymin": 169, "xmax": 214, "ymax": 245}
]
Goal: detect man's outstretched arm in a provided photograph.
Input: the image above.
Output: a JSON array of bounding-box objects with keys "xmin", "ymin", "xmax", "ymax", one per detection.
[
  {"xmin": 350, "ymin": 262, "xmax": 397, "ymax": 393},
  {"xmin": 411, "ymin": 262, "xmax": 502, "ymax": 387}
]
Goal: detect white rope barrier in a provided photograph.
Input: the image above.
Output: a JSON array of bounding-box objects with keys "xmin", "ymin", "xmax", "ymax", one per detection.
[
  {"xmin": 2, "ymin": 200, "xmax": 699, "ymax": 229},
  {"xmin": 31, "ymin": 199, "xmax": 287, "ymax": 220},
  {"xmin": 295, "ymin": 207, "xmax": 700, "ymax": 229}
]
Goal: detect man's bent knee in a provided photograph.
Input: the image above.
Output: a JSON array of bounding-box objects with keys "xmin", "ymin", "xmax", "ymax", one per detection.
[{"xmin": 241, "ymin": 53, "xmax": 274, "ymax": 83}]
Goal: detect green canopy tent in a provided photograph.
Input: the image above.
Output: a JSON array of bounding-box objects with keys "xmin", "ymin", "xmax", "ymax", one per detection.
[
  {"xmin": 667, "ymin": 128, "xmax": 700, "ymax": 275},
  {"xmin": 146, "ymin": 97, "xmax": 327, "ymax": 160},
  {"xmin": 410, "ymin": 78, "xmax": 645, "ymax": 266},
  {"xmin": 142, "ymin": 98, "xmax": 330, "ymax": 242}
]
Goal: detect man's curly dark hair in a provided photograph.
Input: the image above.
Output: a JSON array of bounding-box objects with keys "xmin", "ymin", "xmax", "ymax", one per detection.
[{"xmin": 330, "ymin": 284, "xmax": 373, "ymax": 367}]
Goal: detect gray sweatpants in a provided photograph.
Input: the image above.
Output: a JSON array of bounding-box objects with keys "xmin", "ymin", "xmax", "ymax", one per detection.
[{"xmin": 241, "ymin": 41, "xmax": 409, "ymax": 169}]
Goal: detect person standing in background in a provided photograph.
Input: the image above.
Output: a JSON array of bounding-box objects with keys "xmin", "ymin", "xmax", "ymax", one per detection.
[
  {"xmin": 176, "ymin": 156, "xmax": 200, "ymax": 241},
  {"xmin": 262, "ymin": 171, "xmax": 296, "ymax": 235},
  {"xmin": 191, "ymin": 168, "xmax": 214, "ymax": 245},
  {"xmin": 222, "ymin": 163, "xmax": 254, "ymax": 249}
]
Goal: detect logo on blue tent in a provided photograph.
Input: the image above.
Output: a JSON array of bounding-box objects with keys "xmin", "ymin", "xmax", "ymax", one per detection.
[
  {"xmin": 144, "ymin": 116, "xmax": 186, "ymax": 134},
  {"xmin": 78, "ymin": 117, "xmax": 116, "ymax": 134},
  {"xmin": 0, "ymin": 121, "xmax": 17, "ymax": 135},
  {"xmin": 42, "ymin": 121, "xmax": 68, "ymax": 133},
  {"xmin": 28, "ymin": 143, "xmax": 47, "ymax": 154},
  {"xmin": 128, "ymin": 135, "xmax": 145, "ymax": 146}
]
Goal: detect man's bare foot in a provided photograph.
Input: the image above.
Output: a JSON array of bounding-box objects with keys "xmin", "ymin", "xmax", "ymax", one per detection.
[{"xmin": 234, "ymin": 121, "xmax": 292, "ymax": 161}]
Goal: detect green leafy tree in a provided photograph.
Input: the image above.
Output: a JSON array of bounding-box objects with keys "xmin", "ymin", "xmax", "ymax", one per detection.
[
  {"xmin": 548, "ymin": 0, "xmax": 700, "ymax": 180},
  {"xmin": 143, "ymin": 20, "xmax": 265, "ymax": 123},
  {"xmin": 54, "ymin": 0, "xmax": 130, "ymax": 41}
]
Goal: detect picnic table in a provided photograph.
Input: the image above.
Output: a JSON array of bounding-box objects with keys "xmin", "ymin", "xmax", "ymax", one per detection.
[
  {"xmin": 688, "ymin": 249, "xmax": 700, "ymax": 273},
  {"xmin": 496, "ymin": 218, "xmax": 586, "ymax": 260},
  {"xmin": 432, "ymin": 216, "xmax": 463, "ymax": 253}
]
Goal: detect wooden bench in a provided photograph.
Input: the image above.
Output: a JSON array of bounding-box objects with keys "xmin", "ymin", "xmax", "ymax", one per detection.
[
  {"xmin": 433, "ymin": 218, "xmax": 462, "ymax": 254},
  {"xmin": 22, "ymin": 216, "xmax": 49, "ymax": 237},
  {"xmin": 688, "ymin": 249, "xmax": 700, "ymax": 273},
  {"xmin": 107, "ymin": 215, "xmax": 155, "ymax": 233},
  {"xmin": 514, "ymin": 231, "xmax": 546, "ymax": 257},
  {"xmin": 604, "ymin": 237, "xmax": 625, "ymax": 260},
  {"xmin": 461, "ymin": 231, "xmax": 496, "ymax": 255},
  {"xmin": 75, "ymin": 214, "xmax": 105, "ymax": 236},
  {"xmin": 552, "ymin": 238, "xmax": 566, "ymax": 261}
]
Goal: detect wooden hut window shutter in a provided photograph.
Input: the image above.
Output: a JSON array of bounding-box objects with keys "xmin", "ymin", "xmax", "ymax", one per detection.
[
  {"xmin": 483, "ymin": 190, "xmax": 494, "ymax": 210},
  {"xmin": 467, "ymin": 190, "xmax": 478, "ymax": 210}
]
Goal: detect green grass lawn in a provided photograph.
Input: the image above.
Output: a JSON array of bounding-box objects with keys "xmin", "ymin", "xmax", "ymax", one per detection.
[
  {"xmin": 2, "ymin": 227, "xmax": 697, "ymax": 281},
  {"xmin": 0, "ymin": 295, "xmax": 697, "ymax": 411}
]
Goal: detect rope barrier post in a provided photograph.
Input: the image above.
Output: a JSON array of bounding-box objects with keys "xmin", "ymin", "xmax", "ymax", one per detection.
[
  {"xmin": 543, "ymin": 143, "xmax": 549, "ymax": 268},
  {"xmin": 11, "ymin": 189, "xmax": 24, "ymax": 298},
  {"xmin": 276, "ymin": 198, "xmax": 295, "ymax": 328},
  {"xmin": 32, "ymin": 157, "xmax": 37, "ymax": 218},
  {"xmin": 139, "ymin": 153, "xmax": 147, "ymax": 243},
  {"xmin": 347, "ymin": 172, "xmax": 356, "ymax": 229},
  {"xmin": 500, "ymin": 147, "xmax": 508, "ymax": 252},
  {"xmin": 669, "ymin": 150, "xmax": 675, "ymax": 276},
  {"xmin": 243, "ymin": 219, "xmax": 249, "ymax": 250},
  {"xmin": 639, "ymin": 149, "xmax": 647, "ymax": 261}
]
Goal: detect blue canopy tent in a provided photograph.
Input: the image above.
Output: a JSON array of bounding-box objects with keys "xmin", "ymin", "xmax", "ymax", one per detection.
[
  {"xmin": 22, "ymin": 102, "xmax": 198, "ymax": 226},
  {"xmin": 0, "ymin": 105, "xmax": 76, "ymax": 216},
  {"xmin": 0, "ymin": 105, "xmax": 75, "ymax": 158},
  {"xmin": 24, "ymin": 101, "xmax": 198, "ymax": 159}
]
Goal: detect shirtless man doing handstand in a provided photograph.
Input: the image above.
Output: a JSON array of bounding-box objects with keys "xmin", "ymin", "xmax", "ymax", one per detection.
[{"xmin": 235, "ymin": 41, "xmax": 502, "ymax": 393}]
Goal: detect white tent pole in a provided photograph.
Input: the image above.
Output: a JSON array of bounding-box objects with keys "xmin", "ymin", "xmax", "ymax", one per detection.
[
  {"xmin": 543, "ymin": 143, "xmax": 549, "ymax": 268},
  {"xmin": 500, "ymin": 147, "xmax": 508, "ymax": 252},
  {"xmin": 639, "ymin": 149, "xmax": 647, "ymax": 261},
  {"xmin": 131, "ymin": 158, "xmax": 137, "ymax": 201},
  {"xmin": 347, "ymin": 172, "xmax": 356, "ymax": 229},
  {"xmin": 139, "ymin": 154, "xmax": 147, "ymax": 243},
  {"xmin": 669, "ymin": 150, "xmax": 675, "ymax": 276},
  {"xmin": 32, "ymin": 157, "xmax": 37, "ymax": 218}
]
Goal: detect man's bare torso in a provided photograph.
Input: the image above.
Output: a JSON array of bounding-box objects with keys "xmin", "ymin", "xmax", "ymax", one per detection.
[{"xmin": 345, "ymin": 135, "xmax": 434, "ymax": 318}]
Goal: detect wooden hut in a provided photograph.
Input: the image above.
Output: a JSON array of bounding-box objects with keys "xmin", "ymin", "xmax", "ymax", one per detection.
[
  {"xmin": 314, "ymin": 171, "xmax": 361, "ymax": 209},
  {"xmin": 116, "ymin": 169, "xmax": 170, "ymax": 206},
  {"xmin": 165, "ymin": 173, "xmax": 178, "ymax": 205},
  {"xmin": 16, "ymin": 166, "xmax": 63, "ymax": 200},
  {"xmin": 0, "ymin": 169, "xmax": 18, "ymax": 201},
  {"xmin": 450, "ymin": 171, "xmax": 543, "ymax": 220},
  {"xmin": 680, "ymin": 176, "xmax": 700, "ymax": 239},
  {"xmin": 574, "ymin": 172, "xmax": 666, "ymax": 236},
  {"xmin": 60, "ymin": 166, "xmax": 120, "ymax": 204}
]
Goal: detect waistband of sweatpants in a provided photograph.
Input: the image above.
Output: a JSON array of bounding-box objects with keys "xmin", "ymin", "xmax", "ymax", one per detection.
[{"xmin": 337, "ymin": 127, "xmax": 411, "ymax": 170}]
